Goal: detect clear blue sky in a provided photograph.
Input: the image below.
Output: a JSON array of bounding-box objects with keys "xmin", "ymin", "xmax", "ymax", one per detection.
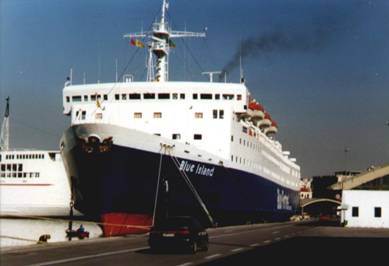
[{"xmin": 1, "ymin": 0, "xmax": 388, "ymax": 177}]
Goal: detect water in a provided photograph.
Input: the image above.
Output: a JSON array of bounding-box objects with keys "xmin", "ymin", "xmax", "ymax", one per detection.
[{"xmin": 0, "ymin": 218, "xmax": 102, "ymax": 248}]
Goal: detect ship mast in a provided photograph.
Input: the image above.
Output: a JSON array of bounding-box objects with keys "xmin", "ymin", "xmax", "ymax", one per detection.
[
  {"xmin": 0, "ymin": 97, "xmax": 10, "ymax": 151},
  {"xmin": 124, "ymin": 0, "xmax": 206, "ymax": 82}
]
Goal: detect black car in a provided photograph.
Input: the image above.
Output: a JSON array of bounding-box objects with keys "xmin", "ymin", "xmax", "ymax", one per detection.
[{"xmin": 148, "ymin": 216, "xmax": 209, "ymax": 253}]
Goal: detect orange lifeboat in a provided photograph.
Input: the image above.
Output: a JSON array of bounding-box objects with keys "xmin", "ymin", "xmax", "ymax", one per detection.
[
  {"xmin": 252, "ymin": 102, "xmax": 265, "ymax": 121},
  {"xmin": 265, "ymin": 120, "xmax": 278, "ymax": 136},
  {"xmin": 259, "ymin": 112, "xmax": 272, "ymax": 129}
]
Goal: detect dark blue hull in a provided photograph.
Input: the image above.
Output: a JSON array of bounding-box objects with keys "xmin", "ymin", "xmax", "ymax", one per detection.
[{"xmin": 66, "ymin": 137, "xmax": 299, "ymax": 229}]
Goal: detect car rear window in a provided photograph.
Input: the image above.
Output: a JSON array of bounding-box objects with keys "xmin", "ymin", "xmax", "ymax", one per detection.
[{"xmin": 155, "ymin": 217, "xmax": 199, "ymax": 230}]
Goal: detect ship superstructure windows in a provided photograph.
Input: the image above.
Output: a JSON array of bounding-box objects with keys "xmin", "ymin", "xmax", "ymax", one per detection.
[
  {"xmin": 192, "ymin": 93, "xmax": 198, "ymax": 100},
  {"xmin": 222, "ymin": 94, "xmax": 234, "ymax": 100},
  {"xmin": 195, "ymin": 112, "xmax": 203, "ymax": 119},
  {"xmin": 153, "ymin": 112, "xmax": 162, "ymax": 118},
  {"xmin": 134, "ymin": 112, "xmax": 142, "ymax": 119},
  {"xmin": 194, "ymin": 134, "xmax": 202, "ymax": 140},
  {"xmin": 215, "ymin": 94, "xmax": 220, "ymax": 100},
  {"xmin": 213, "ymin": 109, "xmax": 224, "ymax": 119},
  {"xmin": 129, "ymin": 93, "xmax": 141, "ymax": 100},
  {"xmin": 172, "ymin": 133, "xmax": 181, "ymax": 140},
  {"xmin": 200, "ymin": 93, "xmax": 212, "ymax": 100},
  {"xmin": 144, "ymin": 93, "xmax": 156, "ymax": 99},
  {"xmin": 158, "ymin": 93, "xmax": 170, "ymax": 99},
  {"xmin": 72, "ymin": 96, "xmax": 82, "ymax": 102}
]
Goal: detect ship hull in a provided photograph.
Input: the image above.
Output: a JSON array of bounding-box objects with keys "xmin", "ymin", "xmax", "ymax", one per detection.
[{"xmin": 61, "ymin": 124, "xmax": 299, "ymax": 236}]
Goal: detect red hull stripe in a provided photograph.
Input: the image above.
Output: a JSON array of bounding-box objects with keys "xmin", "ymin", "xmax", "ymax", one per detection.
[{"xmin": 101, "ymin": 213, "xmax": 152, "ymax": 237}]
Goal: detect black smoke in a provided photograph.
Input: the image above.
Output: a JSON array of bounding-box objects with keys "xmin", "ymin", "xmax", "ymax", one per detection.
[{"xmin": 220, "ymin": 14, "xmax": 350, "ymax": 81}]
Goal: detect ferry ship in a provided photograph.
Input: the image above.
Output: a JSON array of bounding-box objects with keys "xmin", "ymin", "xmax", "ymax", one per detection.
[
  {"xmin": 0, "ymin": 97, "xmax": 74, "ymax": 217},
  {"xmin": 60, "ymin": 0, "xmax": 301, "ymax": 236}
]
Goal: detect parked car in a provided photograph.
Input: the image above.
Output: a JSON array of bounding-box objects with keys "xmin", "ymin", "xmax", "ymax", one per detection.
[{"xmin": 148, "ymin": 216, "xmax": 209, "ymax": 253}]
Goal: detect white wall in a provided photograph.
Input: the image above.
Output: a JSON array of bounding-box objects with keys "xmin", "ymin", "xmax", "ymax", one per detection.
[{"xmin": 342, "ymin": 190, "xmax": 389, "ymax": 228}]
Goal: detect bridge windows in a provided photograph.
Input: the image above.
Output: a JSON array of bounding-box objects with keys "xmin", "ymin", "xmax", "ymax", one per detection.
[
  {"xmin": 352, "ymin": 206, "xmax": 359, "ymax": 217},
  {"xmin": 158, "ymin": 93, "xmax": 170, "ymax": 99}
]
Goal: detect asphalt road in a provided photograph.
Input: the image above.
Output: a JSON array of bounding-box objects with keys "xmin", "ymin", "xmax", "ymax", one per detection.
[{"xmin": 1, "ymin": 221, "xmax": 311, "ymax": 266}]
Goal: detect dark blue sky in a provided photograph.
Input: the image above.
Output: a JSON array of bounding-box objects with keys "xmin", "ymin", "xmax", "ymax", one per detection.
[{"xmin": 1, "ymin": 0, "xmax": 388, "ymax": 177}]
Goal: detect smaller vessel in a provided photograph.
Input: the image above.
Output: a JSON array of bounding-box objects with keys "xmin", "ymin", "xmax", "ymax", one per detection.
[{"xmin": 0, "ymin": 97, "xmax": 75, "ymax": 217}]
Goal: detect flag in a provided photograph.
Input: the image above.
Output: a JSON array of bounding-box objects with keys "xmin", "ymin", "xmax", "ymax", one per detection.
[
  {"xmin": 130, "ymin": 38, "xmax": 145, "ymax": 48},
  {"xmin": 168, "ymin": 39, "xmax": 176, "ymax": 48}
]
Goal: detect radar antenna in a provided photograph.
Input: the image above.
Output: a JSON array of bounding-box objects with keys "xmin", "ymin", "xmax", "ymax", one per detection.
[{"xmin": 123, "ymin": 0, "xmax": 206, "ymax": 82}]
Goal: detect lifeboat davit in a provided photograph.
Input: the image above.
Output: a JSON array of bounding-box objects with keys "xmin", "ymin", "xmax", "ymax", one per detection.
[
  {"xmin": 265, "ymin": 120, "xmax": 278, "ymax": 136},
  {"xmin": 259, "ymin": 112, "xmax": 272, "ymax": 129}
]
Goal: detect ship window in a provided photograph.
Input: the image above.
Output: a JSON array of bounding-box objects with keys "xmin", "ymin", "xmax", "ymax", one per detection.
[
  {"xmin": 144, "ymin": 93, "xmax": 155, "ymax": 99},
  {"xmin": 115, "ymin": 94, "xmax": 120, "ymax": 100},
  {"xmin": 242, "ymin": 126, "xmax": 248, "ymax": 133},
  {"xmin": 213, "ymin": 110, "xmax": 217, "ymax": 119},
  {"xmin": 352, "ymin": 207, "xmax": 359, "ymax": 217},
  {"xmin": 154, "ymin": 133, "xmax": 161, "ymax": 136},
  {"xmin": 66, "ymin": 96, "xmax": 70, "ymax": 102},
  {"xmin": 215, "ymin": 94, "xmax": 220, "ymax": 100},
  {"xmin": 231, "ymin": 155, "xmax": 233, "ymax": 161},
  {"xmin": 72, "ymin": 96, "xmax": 82, "ymax": 102},
  {"xmin": 91, "ymin": 94, "xmax": 97, "ymax": 101},
  {"xmin": 237, "ymin": 94, "xmax": 242, "ymax": 100},
  {"xmin": 172, "ymin": 133, "xmax": 181, "ymax": 140},
  {"xmin": 1, "ymin": 164, "xmax": 5, "ymax": 171},
  {"xmin": 192, "ymin": 93, "xmax": 198, "ymax": 100},
  {"xmin": 18, "ymin": 173, "xmax": 23, "ymax": 178},
  {"xmin": 219, "ymin": 110, "xmax": 224, "ymax": 119},
  {"xmin": 172, "ymin": 93, "xmax": 178, "ymax": 99},
  {"xmin": 104, "ymin": 94, "xmax": 108, "ymax": 100},
  {"xmin": 12, "ymin": 164, "xmax": 17, "ymax": 171},
  {"xmin": 23, "ymin": 173, "xmax": 26, "ymax": 177},
  {"xmin": 195, "ymin": 112, "xmax": 203, "ymax": 119},
  {"xmin": 95, "ymin": 113, "xmax": 103, "ymax": 120},
  {"xmin": 81, "ymin": 111, "xmax": 86, "ymax": 120},
  {"xmin": 84, "ymin": 95, "xmax": 88, "ymax": 101},
  {"xmin": 158, "ymin": 93, "xmax": 170, "ymax": 99},
  {"xmin": 222, "ymin": 94, "xmax": 234, "ymax": 100},
  {"xmin": 129, "ymin": 93, "xmax": 141, "ymax": 100},
  {"xmin": 200, "ymin": 93, "xmax": 212, "ymax": 100},
  {"xmin": 134, "ymin": 112, "xmax": 142, "ymax": 119},
  {"xmin": 374, "ymin": 207, "xmax": 382, "ymax": 218},
  {"xmin": 121, "ymin": 94, "xmax": 127, "ymax": 100},
  {"xmin": 180, "ymin": 93, "xmax": 185, "ymax": 99},
  {"xmin": 194, "ymin": 134, "xmax": 202, "ymax": 140},
  {"xmin": 231, "ymin": 135, "xmax": 234, "ymax": 142},
  {"xmin": 153, "ymin": 112, "xmax": 162, "ymax": 118},
  {"xmin": 18, "ymin": 164, "xmax": 22, "ymax": 171}
]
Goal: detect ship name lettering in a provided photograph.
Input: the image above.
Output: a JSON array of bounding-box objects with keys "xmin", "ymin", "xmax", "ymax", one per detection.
[{"xmin": 179, "ymin": 160, "xmax": 215, "ymax": 177}]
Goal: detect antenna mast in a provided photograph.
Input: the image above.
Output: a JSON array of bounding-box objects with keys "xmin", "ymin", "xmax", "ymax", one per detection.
[
  {"xmin": 0, "ymin": 97, "xmax": 10, "ymax": 151},
  {"xmin": 124, "ymin": 0, "xmax": 206, "ymax": 82}
]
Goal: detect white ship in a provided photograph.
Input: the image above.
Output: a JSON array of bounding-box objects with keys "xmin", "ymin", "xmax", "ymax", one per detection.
[
  {"xmin": 0, "ymin": 97, "xmax": 74, "ymax": 217},
  {"xmin": 60, "ymin": 0, "xmax": 301, "ymax": 236}
]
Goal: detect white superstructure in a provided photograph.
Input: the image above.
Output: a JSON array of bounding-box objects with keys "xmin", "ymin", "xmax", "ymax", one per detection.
[
  {"xmin": 63, "ymin": 81, "xmax": 300, "ymax": 191},
  {"xmin": 0, "ymin": 150, "xmax": 73, "ymax": 216},
  {"xmin": 0, "ymin": 98, "xmax": 74, "ymax": 217}
]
